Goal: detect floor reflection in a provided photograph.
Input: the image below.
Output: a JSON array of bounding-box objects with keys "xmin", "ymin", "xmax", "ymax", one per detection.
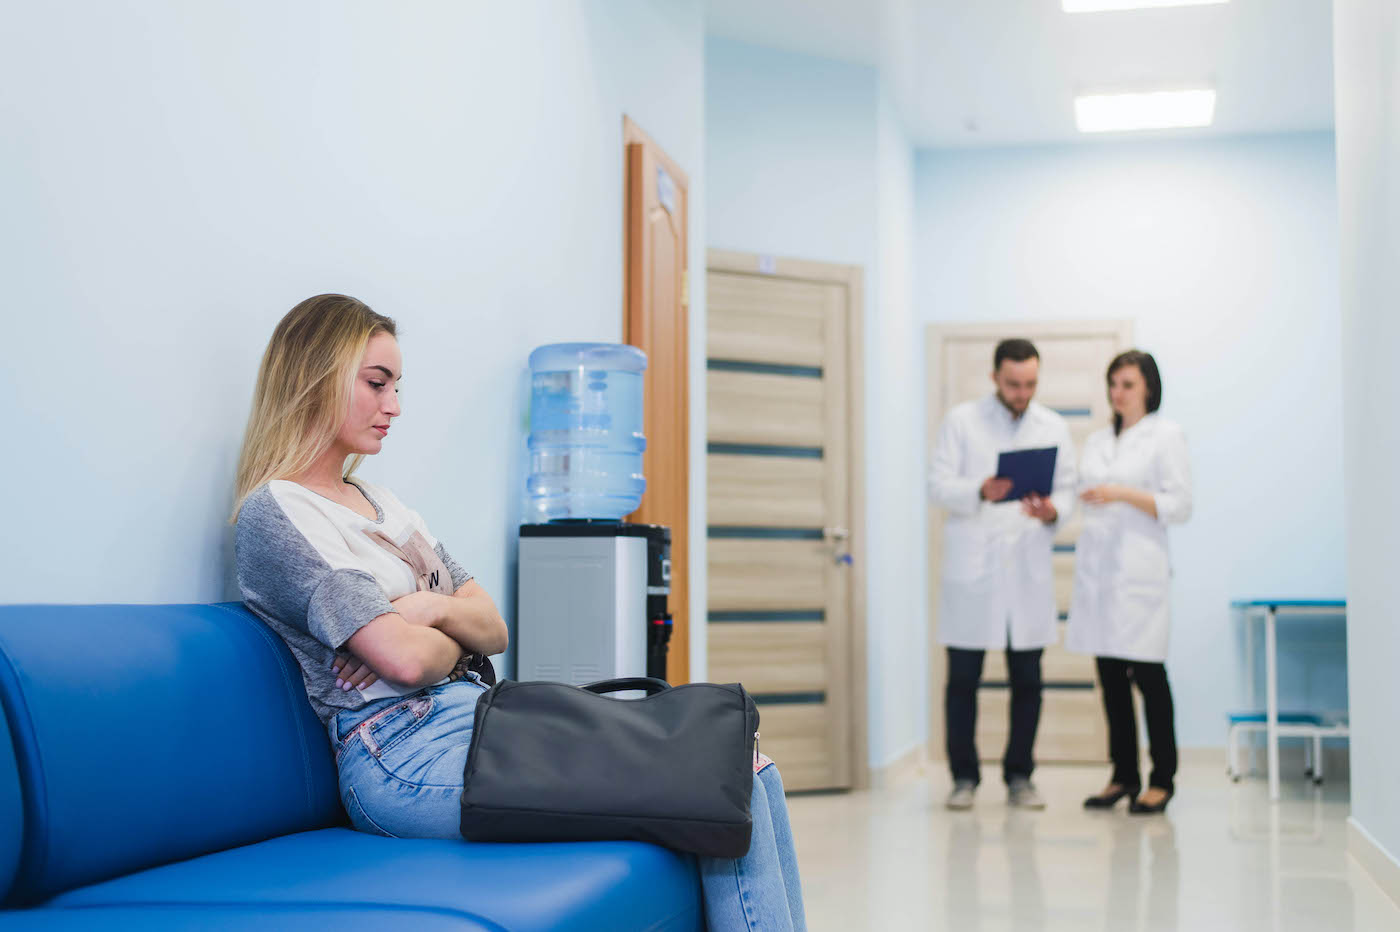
[
  {"xmin": 1004, "ymin": 811, "xmax": 1047, "ymax": 930},
  {"xmin": 1101, "ymin": 813, "xmax": 1179, "ymax": 930},
  {"xmin": 787, "ymin": 761, "xmax": 1394, "ymax": 931},
  {"xmin": 942, "ymin": 807, "xmax": 1049, "ymax": 929},
  {"xmin": 944, "ymin": 814, "xmax": 983, "ymax": 929}
]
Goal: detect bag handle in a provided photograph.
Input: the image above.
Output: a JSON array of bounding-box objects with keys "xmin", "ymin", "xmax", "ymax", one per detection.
[{"xmin": 581, "ymin": 677, "xmax": 671, "ymax": 696}]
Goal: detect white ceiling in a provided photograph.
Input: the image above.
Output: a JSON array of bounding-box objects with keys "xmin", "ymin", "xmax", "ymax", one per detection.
[{"xmin": 704, "ymin": 0, "xmax": 1335, "ymax": 148}]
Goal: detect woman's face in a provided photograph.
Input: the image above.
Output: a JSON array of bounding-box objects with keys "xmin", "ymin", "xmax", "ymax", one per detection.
[
  {"xmin": 1108, "ymin": 364, "xmax": 1148, "ymax": 421},
  {"xmin": 337, "ymin": 331, "xmax": 402, "ymax": 455}
]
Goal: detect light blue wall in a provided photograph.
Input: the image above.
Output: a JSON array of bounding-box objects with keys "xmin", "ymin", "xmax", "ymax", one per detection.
[
  {"xmin": 872, "ymin": 86, "xmax": 929, "ymax": 768},
  {"xmin": 706, "ymin": 38, "xmax": 879, "ymax": 269},
  {"xmin": 707, "ymin": 37, "xmax": 927, "ymax": 768},
  {"xmin": 1335, "ymin": 0, "xmax": 1400, "ymax": 873},
  {"xmin": 915, "ymin": 133, "xmax": 1347, "ymax": 747},
  {"xmin": 1, "ymin": 1, "xmax": 708, "ymax": 672}
]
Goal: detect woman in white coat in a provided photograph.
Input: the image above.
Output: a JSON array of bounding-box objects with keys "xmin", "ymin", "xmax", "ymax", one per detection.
[{"xmin": 1068, "ymin": 350, "xmax": 1192, "ymax": 815}]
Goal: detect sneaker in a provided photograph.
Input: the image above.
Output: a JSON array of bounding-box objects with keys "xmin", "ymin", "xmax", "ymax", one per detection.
[
  {"xmin": 946, "ymin": 780, "xmax": 976, "ymax": 810},
  {"xmin": 1007, "ymin": 778, "xmax": 1046, "ymax": 810}
]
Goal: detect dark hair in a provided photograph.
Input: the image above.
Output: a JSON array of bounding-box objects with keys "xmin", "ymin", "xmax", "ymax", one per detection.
[
  {"xmin": 994, "ymin": 338, "xmax": 1039, "ymax": 370},
  {"xmin": 1107, "ymin": 350, "xmax": 1162, "ymax": 435}
]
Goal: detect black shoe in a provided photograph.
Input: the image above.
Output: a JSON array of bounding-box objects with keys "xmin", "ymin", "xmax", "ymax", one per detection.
[
  {"xmin": 1083, "ymin": 785, "xmax": 1138, "ymax": 809},
  {"xmin": 1129, "ymin": 789, "xmax": 1174, "ymax": 814}
]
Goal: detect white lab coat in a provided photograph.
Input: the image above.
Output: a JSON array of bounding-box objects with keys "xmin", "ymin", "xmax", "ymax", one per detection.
[
  {"xmin": 928, "ymin": 395, "xmax": 1076, "ymax": 651},
  {"xmin": 1066, "ymin": 414, "xmax": 1193, "ymax": 663}
]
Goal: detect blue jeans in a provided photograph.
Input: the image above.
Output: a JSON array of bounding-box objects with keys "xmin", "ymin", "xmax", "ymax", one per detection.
[{"xmin": 330, "ymin": 677, "xmax": 807, "ymax": 932}]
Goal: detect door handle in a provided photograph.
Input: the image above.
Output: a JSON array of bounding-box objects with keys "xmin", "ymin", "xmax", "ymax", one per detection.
[{"xmin": 823, "ymin": 527, "xmax": 853, "ymax": 566}]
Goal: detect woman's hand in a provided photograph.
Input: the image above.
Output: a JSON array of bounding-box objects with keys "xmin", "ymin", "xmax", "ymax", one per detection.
[
  {"xmin": 429, "ymin": 581, "xmax": 510, "ymax": 656},
  {"xmin": 391, "ymin": 590, "xmax": 445, "ymax": 628},
  {"xmin": 1081, "ymin": 484, "xmax": 1123, "ymax": 506},
  {"xmin": 332, "ymin": 652, "xmax": 380, "ymax": 691},
  {"xmin": 1082, "ymin": 484, "xmax": 1160, "ymax": 518}
]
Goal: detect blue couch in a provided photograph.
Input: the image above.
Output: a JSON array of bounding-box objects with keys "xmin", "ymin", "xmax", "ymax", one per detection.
[{"xmin": 0, "ymin": 603, "xmax": 703, "ymax": 930}]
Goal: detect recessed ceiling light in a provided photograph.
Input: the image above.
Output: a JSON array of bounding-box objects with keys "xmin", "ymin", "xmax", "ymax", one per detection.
[
  {"xmin": 1074, "ymin": 89, "xmax": 1217, "ymax": 133},
  {"xmin": 1062, "ymin": 0, "xmax": 1228, "ymax": 12}
]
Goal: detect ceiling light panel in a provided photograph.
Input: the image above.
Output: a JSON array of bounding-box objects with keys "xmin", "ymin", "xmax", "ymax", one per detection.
[
  {"xmin": 1062, "ymin": 0, "xmax": 1228, "ymax": 12},
  {"xmin": 1074, "ymin": 89, "xmax": 1217, "ymax": 132}
]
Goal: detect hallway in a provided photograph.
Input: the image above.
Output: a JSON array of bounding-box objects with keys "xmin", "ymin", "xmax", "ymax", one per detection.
[{"xmin": 789, "ymin": 758, "xmax": 1397, "ymax": 930}]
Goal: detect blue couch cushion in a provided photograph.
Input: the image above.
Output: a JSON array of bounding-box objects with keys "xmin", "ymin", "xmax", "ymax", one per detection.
[
  {"xmin": 0, "ymin": 701, "xmax": 21, "ymax": 903},
  {"xmin": 44, "ymin": 828, "xmax": 703, "ymax": 931},
  {"xmin": 0, "ymin": 604, "xmax": 341, "ymax": 905},
  {"xmin": 0, "ymin": 905, "xmax": 495, "ymax": 931}
]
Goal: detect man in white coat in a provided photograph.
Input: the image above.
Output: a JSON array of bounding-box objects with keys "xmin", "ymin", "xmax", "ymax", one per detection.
[{"xmin": 928, "ymin": 339, "xmax": 1076, "ymax": 810}]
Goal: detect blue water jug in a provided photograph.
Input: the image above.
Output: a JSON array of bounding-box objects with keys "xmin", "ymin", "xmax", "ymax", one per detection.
[{"xmin": 526, "ymin": 343, "xmax": 647, "ymax": 522}]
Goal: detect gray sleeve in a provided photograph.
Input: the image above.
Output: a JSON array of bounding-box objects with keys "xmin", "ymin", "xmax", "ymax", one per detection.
[
  {"xmin": 434, "ymin": 541, "xmax": 474, "ymax": 591},
  {"xmin": 305, "ymin": 569, "xmax": 394, "ymax": 649},
  {"xmin": 236, "ymin": 486, "xmax": 394, "ymax": 650}
]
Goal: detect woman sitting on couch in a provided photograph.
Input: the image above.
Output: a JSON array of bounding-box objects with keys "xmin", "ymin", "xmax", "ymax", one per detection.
[{"xmin": 230, "ymin": 294, "xmax": 806, "ymax": 932}]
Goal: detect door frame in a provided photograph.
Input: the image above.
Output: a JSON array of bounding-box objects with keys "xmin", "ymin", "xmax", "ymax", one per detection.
[
  {"xmin": 707, "ymin": 248, "xmax": 870, "ymax": 790},
  {"xmin": 924, "ymin": 319, "xmax": 1134, "ymax": 762},
  {"xmin": 623, "ymin": 115, "xmax": 691, "ymax": 683}
]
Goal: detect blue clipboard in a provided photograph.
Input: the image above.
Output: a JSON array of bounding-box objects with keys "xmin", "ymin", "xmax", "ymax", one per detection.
[{"xmin": 995, "ymin": 447, "xmax": 1057, "ymax": 500}]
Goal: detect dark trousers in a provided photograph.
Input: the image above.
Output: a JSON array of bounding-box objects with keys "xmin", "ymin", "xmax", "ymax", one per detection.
[
  {"xmin": 946, "ymin": 646, "xmax": 1043, "ymax": 786},
  {"xmin": 1096, "ymin": 657, "xmax": 1178, "ymax": 793}
]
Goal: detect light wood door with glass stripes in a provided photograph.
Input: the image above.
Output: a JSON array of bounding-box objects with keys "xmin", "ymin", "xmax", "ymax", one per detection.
[
  {"xmin": 706, "ymin": 251, "xmax": 864, "ymax": 792},
  {"xmin": 926, "ymin": 321, "xmax": 1132, "ymax": 765}
]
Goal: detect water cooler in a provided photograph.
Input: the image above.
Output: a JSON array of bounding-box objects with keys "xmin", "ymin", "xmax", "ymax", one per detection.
[
  {"xmin": 516, "ymin": 522, "xmax": 672, "ymax": 685},
  {"xmin": 515, "ymin": 342, "xmax": 674, "ymax": 685}
]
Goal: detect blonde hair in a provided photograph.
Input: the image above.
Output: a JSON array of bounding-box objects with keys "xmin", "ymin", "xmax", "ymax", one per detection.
[{"xmin": 230, "ymin": 294, "xmax": 397, "ymax": 522}]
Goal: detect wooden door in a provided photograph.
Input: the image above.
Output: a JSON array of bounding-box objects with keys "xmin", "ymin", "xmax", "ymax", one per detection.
[
  {"xmin": 926, "ymin": 321, "xmax": 1133, "ymax": 764},
  {"xmin": 624, "ymin": 118, "xmax": 690, "ymax": 684},
  {"xmin": 706, "ymin": 250, "xmax": 867, "ymax": 792}
]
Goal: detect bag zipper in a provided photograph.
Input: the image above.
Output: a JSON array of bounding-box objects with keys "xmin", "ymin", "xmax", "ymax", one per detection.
[{"xmin": 754, "ymin": 731, "xmax": 760, "ymax": 766}]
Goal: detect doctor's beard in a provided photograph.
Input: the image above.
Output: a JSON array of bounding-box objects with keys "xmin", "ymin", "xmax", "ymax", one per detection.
[{"xmin": 996, "ymin": 390, "xmax": 1031, "ymax": 419}]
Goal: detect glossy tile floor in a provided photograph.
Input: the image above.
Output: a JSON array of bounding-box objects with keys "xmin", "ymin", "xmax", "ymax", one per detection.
[{"xmin": 786, "ymin": 757, "xmax": 1399, "ymax": 931}]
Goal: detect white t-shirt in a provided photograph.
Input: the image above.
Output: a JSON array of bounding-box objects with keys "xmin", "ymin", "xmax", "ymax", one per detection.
[{"xmin": 235, "ymin": 477, "xmax": 474, "ymax": 725}]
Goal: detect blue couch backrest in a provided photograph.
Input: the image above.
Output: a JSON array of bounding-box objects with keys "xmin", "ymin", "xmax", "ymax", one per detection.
[
  {"xmin": 0, "ymin": 699, "xmax": 21, "ymax": 903},
  {"xmin": 0, "ymin": 603, "xmax": 342, "ymax": 906}
]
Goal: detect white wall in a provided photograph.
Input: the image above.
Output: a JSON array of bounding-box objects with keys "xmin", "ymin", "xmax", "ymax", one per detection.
[
  {"xmin": 1335, "ymin": 0, "xmax": 1400, "ymax": 873},
  {"xmin": 1, "ymin": 1, "xmax": 708, "ymax": 675},
  {"xmin": 707, "ymin": 37, "xmax": 927, "ymax": 768},
  {"xmin": 915, "ymin": 133, "xmax": 1346, "ymax": 747}
]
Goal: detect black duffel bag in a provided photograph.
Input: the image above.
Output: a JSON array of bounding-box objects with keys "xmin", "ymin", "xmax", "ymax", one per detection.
[{"xmin": 459, "ymin": 676, "xmax": 760, "ymax": 858}]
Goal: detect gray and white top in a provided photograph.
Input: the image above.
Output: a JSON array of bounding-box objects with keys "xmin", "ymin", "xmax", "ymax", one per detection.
[{"xmin": 235, "ymin": 478, "xmax": 472, "ymax": 727}]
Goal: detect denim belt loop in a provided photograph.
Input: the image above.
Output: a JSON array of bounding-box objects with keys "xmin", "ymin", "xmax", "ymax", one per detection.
[{"xmin": 358, "ymin": 719, "xmax": 382, "ymax": 757}]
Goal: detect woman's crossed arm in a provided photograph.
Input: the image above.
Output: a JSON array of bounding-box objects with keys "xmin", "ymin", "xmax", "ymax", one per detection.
[{"xmin": 333, "ymin": 583, "xmax": 508, "ymax": 692}]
